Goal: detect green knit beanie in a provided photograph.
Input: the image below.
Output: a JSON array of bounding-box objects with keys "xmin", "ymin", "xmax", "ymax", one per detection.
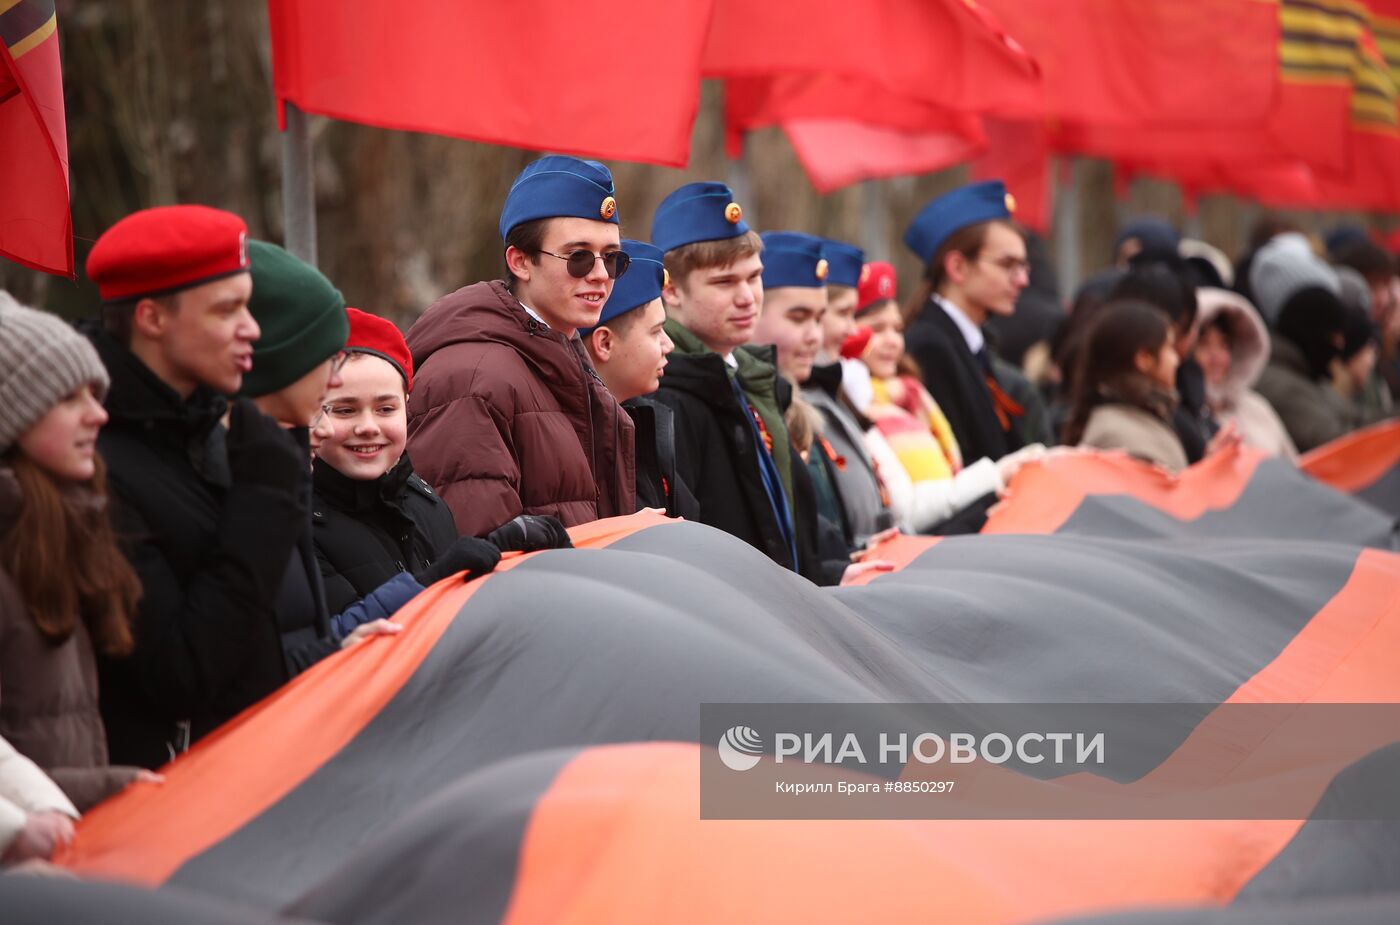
[{"xmin": 240, "ymin": 240, "xmax": 350, "ymax": 398}]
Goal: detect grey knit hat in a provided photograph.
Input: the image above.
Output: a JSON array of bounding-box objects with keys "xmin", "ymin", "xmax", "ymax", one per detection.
[
  {"xmin": 1249, "ymin": 232, "xmax": 1340, "ymax": 325},
  {"xmin": 0, "ymin": 291, "xmax": 111, "ymax": 454}
]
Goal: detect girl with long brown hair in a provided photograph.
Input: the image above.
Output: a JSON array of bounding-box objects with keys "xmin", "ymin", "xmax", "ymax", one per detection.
[
  {"xmin": 1063, "ymin": 299, "xmax": 1189, "ymax": 471},
  {"xmin": 0, "ymin": 293, "xmax": 151, "ymax": 861}
]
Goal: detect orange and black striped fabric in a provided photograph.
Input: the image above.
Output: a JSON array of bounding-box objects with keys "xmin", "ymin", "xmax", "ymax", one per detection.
[
  {"xmin": 1300, "ymin": 417, "xmax": 1400, "ymax": 515},
  {"xmin": 32, "ymin": 442, "xmax": 1400, "ymax": 924}
]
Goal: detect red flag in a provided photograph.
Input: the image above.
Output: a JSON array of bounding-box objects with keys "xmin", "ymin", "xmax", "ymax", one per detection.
[
  {"xmin": 979, "ymin": 0, "xmax": 1278, "ymax": 126},
  {"xmin": 0, "ymin": 0, "xmax": 71, "ymax": 277},
  {"xmin": 266, "ymin": 0, "xmax": 714, "ymax": 168},
  {"xmin": 1049, "ymin": 0, "xmax": 1357, "ymax": 186},
  {"xmin": 725, "ymin": 74, "xmax": 985, "ymax": 156},
  {"xmin": 704, "ymin": 0, "xmax": 1039, "ymax": 114},
  {"xmin": 713, "ymin": 0, "xmax": 1035, "ymax": 195},
  {"xmin": 780, "ymin": 118, "xmax": 985, "ymax": 194},
  {"xmin": 1064, "ymin": 1, "xmax": 1400, "ymax": 213},
  {"xmin": 972, "ymin": 118, "xmax": 1052, "ymax": 233},
  {"xmin": 1309, "ymin": 2, "xmax": 1400, "ymax": 210}
]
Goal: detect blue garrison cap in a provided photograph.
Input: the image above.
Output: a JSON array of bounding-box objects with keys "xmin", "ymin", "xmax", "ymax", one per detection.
[
  {"xmin": 652, "ymin": 181, "xmax": 750, "ymax": 254},
  {"xmin": 499, "ymin": 155, "xmax": 619, "ymax": 240},
  {"xmin": 822, "ymin": 239, "xmax": 865, "ymax": 287},
  {"xmin": 903, "ymin": 180, "xmax": 1016, "ymax": 265},
  {"xmin": 760, "ymin": 232, "xmax": 828, "ymax": 290},
  {"xmin": 580, "ymin": 239, "xmax": 666, "ymax": 336}
]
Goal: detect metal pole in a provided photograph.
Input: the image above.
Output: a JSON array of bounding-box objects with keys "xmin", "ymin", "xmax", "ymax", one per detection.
[
  {"xmin": 861, "ymin": 180, "xmax": 890, "ymax": 260},
  {"xmin": 727, "ymin": 135, "xmax": 753, "ymax": 228},
  {"xmin": 281, "ymin": 102, "xmax": 318, "ymax": 265},
  {"xmin": 1053, "ymin": 156, "xmax": 1082, "ymax": 297}
]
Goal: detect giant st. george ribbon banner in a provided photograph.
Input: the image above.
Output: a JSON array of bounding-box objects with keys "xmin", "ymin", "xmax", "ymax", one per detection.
[{"xmin": 17, "ymin": 441, "xmax": 1400, "ymax": 925}]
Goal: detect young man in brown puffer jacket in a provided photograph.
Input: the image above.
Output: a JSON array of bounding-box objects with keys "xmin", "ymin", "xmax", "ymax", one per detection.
[{"xmin": 406, "ymin": 155, "xmax": 636, "ymax": 537}]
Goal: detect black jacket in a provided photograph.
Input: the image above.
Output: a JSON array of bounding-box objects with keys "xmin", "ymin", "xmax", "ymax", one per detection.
[
  {"xmin": 90, "ymin": 331, "xmax": 308, "ymax": 769},
  {"xmin": 1173, "ymin": 358, "xmax": 1214, "ymax": 463},
  {"xmin": 311, "ymin": 454, "xmax": 458, "ymax": 616},
  {"xmin": 650, "ymin": 344, "xmax": 827, "ymax": 584},
  {"xmin": 623, "ymin": 397, "xmax": 699, "ymax": 521},
  {"xmin": 905, "ymin": 297, "xmax": 1024, "ymax": 463}
]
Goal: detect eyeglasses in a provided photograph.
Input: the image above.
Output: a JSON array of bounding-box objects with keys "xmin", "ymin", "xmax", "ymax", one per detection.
[
  {"xmin": 539, "ymin": 249, "xmax": 631, "ymax": 279},
  {"xmin": 978, "ymin": 255, "xmax": 1032, "ymax": 276},
  {"xmin": 330, "ymin": 350, "xmax": 350, "ymax": 374}
]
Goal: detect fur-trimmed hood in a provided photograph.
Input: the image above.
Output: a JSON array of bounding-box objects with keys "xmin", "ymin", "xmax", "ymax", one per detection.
[{"xmin": 1196, "ymin": 287, "xmax": 1270, "ymax": 405}]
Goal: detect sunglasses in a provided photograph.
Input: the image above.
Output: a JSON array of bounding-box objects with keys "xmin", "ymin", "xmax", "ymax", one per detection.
[{"xmin": 539, "ymin": 248, "xmax": 631, "ymax": 280}]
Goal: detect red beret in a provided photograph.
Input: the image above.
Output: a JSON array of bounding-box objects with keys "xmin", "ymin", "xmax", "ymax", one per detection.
[
  {"xmin": 345, "ymin": 307, "xmax": 413, "ymax": 391},
  {"xmin": 87, "ymin": 205, "xmax": 249, "ymax": 302},
  {"xmin": 856, "ymin": 261, "xmax": 898, "ymax": 314}
]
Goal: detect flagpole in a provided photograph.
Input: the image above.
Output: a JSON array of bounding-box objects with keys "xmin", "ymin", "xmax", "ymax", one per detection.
[
  {"xmin": 1053, "ymin": 156, "xmax": 1081, "ymax": 297},
  {"xmin": 862, "ymin": 180, "xmax": 890, "ymax": 261},
  {"xmin": 281, "ymin": 101, "xmax": 318, "ymax": 266},
  {"xmin": 727, "ymin": 135, "xmax": 753, "ymax": 229}
]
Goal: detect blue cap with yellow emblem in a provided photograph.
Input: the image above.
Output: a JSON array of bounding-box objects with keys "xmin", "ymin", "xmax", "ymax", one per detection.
[
  {"xmin": 499, "ymin": 155, "xmax": 620, "ymax": 240},
  {"xmin": 821, "ymin": 239, "xmax": 866, "ymax": 288},
  {"xmin": 760, "ymin": 232, "xmax": 829, "ymax": 290},
  {"xmin": 903, "ymin": 180, "xmax": 1016, "ymax": 265},
  {"xmin": 651, "ymin": 181, "xmax": 751, "ymax": 254},
  {"xmin": 580, "ymin": 240, "xmax": 667, "ymax": 336}
]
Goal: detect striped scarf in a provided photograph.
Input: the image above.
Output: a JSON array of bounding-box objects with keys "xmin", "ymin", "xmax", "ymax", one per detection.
[{"xmin": 866, "ymin": 375, "xmax": 963, "ymax": 482}]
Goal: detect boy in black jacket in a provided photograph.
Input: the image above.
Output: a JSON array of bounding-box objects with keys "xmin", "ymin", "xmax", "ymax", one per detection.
[{"xmin": 312, "ymin": 308, "xmax": 567, "ymax": 615}]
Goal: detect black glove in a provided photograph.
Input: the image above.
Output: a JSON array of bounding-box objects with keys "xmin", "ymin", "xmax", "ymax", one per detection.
[
  {"xmin": 485, "ymin": 514, "xmax": 573, "ymax": 553},
  {"xmin": 415, "ymin": 536, "xmax": 501, "ymax": 586},
  {"xmin": 226, "ymin": 397, "xmax": 307, "ymax": 490}
]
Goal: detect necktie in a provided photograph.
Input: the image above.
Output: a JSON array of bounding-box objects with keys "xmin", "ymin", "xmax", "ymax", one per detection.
[{"xmin": 730, "ymin": 376, "xmax": 798, "ymax": 571}]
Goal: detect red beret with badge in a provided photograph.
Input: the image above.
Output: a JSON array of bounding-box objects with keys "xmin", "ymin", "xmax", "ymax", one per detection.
[
  {"xmin": 345, "ymin": 307, "xmax": 413, "ymax": 392},
  {"xmin": 856, "ymin": 261, "xmax": 899, "ymax": 314},
  {"xmin": 86, "ymin": 205, "xmax": 249, "ymax": 302}
]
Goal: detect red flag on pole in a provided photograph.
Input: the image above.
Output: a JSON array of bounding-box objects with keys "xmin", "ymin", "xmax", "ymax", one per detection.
[
  {"xmin": 972, "ymin": 118, "xmax": 1052, "ymax": 233},
  {"xmin": 780, "ymin": 118, "xmax": 985, "ymax": 194},
  {"xmin": 713, "ymin": 0, "xmax": 1036, "ymax": 195},
  {"xmin": 703, "ymin": 0, "xmax": 1039, "ymax": 114},
  {"xmin": 979, "ymin": 0, "xmax": 1279, "ymax": 126},
  {"xmin": 0, "ymin": 0, "xmax": 72, "ymax": 278},
  {"xmin": 266, "ymin": 0, "xmax": 715, "ymax": 168},
  {"xmin": 1058, "ymin": 0, "xmax": 1400, "ymax": 213}
]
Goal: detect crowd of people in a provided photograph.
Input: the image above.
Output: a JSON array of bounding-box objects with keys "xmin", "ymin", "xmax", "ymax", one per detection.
[{"xmin": 0, "ymin": 155, "xmax": 1395, "ymax": 864}]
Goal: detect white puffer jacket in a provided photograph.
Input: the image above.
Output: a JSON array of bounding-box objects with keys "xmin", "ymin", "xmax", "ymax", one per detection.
[{"xmin": 1196, "ymin": 288, "xmax": 1299, "ymax": 461}]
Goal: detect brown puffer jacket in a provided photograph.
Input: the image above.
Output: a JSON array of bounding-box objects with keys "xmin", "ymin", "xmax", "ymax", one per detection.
[
  {"xmin": 0, "ymin": 470, "xmax": 140, "ymax": 811},
  {"xmin": 406, "ymin": 280, "xmax": 635, "ymax": 537}
]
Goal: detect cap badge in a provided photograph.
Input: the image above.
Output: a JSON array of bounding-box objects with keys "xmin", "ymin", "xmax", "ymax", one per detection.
[
  {"xmin": 859, "ymin": 263, "xmax": 871, "ymax": 285},
  {"xmin": 815, "ymin": 258, "xmax": 830, "ymax": 281},
  {"xmin": 879, "ymin": 277, "xmax": 893, "ymax": 297},
  {"xmin": 600, "ymin": 196, "xmax": 618, "ymax": 220},
  {"xmin": 1004, "ymin": 192, "xmax": 1017, "ymax": 214},
  {"xmin": 238, "ymin": 230, "xmax": 249, "ymax": 267},
  {"xmin": 663, "ymin": 267, "xmax": 671, "ymax": 288},
  {"xmin": 724, "ymin": 202, "xmax": 743, "ymax": 224}
]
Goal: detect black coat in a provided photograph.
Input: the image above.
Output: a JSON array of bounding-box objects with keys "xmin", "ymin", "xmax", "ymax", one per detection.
[
  {"xmin": 904, "ymin": 297, "xmax": 1024, "ymax": 463},
  {"xmin": 311, "ymin": 454, "xmax": 458, "ymax": 616},
  {"xmin": 650, "ymin": 349, "xmax": 827, "ymax": 584},
  {"xmin": 1173, "ymin": 358, "xmax": 1214, "ymax": 464},
  {"xmin": 90, "ymin": 332, "xmax": 309, "ymax": 769},
  {"xmin": 622, "ymin": 397, "xmax": 699, "ymax": 521}
]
